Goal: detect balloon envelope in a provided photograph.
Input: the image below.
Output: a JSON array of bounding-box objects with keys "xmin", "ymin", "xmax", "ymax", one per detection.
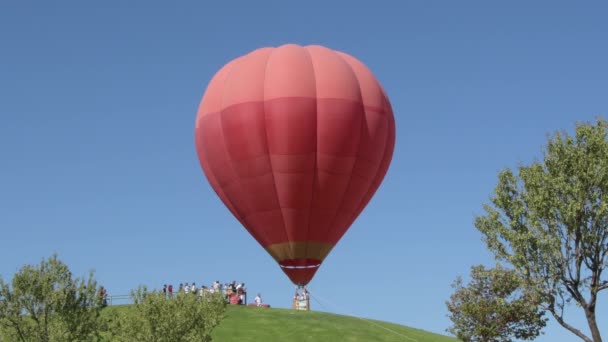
[{"xmin": 195, "ymin": 44, "xmax": 395, "ymax": 285}]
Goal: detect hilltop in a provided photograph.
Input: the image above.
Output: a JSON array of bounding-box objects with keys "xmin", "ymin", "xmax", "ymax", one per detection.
[
  {"xmin": 108, "ymin": 305, "xmax": 457, "ymax": 342},
  {"xmin": 105, "ymin": 304, "xmax": 457, "ymax": 342},
  {"xmin": 212, "ymin": 305, "xmax": 456, "ymax": 341}
]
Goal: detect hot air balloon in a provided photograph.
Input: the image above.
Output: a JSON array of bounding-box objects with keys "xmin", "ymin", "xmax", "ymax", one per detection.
[{"xmin": 194, "ymin": 44, "xmax": 395, "ymax": 287}]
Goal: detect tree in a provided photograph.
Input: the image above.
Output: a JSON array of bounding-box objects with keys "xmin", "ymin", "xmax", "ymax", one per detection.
[
  {"xmin": 446, "ymin": 264, "xmax": 547, "ymax": 342},
  {"xmin": 109, "ymin": 286, "xmax": 226, "ymax": 342},
  {"xmin": 476, "ymin": 118, "xmax": 608, "ymax": 342},
  {"xmin": 0, "ymin": 254, "xmax": 103, "ymax": 342}
]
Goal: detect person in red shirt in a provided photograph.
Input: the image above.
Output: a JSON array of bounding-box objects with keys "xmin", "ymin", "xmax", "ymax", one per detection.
[
  {"xmin": 99, "ymin": 286, "xmax": 108, "ymax": 307},
  {"xmin": 229, "ymin": 293, "xmax": 241, "ymax": 305}
]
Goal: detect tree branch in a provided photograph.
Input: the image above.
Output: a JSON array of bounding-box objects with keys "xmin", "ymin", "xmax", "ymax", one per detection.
[
  {"xmin": 3, "ymin": 316, "xmax": 28, "ymax": 342},
  {"xmin": 548, "ymin": 306, "xmax": 593, "ymax": 342}
]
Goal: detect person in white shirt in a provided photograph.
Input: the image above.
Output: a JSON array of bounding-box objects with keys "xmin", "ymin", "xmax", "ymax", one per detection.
[
  {"xmin": 184, "ymin": 283, "xmax": 190, "ymax": 294},
  {"xmin": 254, "ymin": 293, "xmax": 262, "ymax": 307},
  {"xmin": 191, "ymin": 283, "xmax": 197, "ymax": 295}
]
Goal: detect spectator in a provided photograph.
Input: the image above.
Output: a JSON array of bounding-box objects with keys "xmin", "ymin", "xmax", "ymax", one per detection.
[
  {"xmin": 229, "ymin": 293, "xmax": 241, "ymax": 305},
  {"xmin": 184, "ymin": 282, "xmax": 190, "ymax": 294},
  {"xmin": 237, "ymin": 283, "xmax": 246, "ymax": 304},
  {"xmin": 162, "ymin": 284, "xmax": 167, "ymax": 297},
  {"xmin": 254, "ymin": 293, "xmax": 263, "ymax": 307},
  {"xmin": 191, "ymin": 282, "xmax": 197, "ymax": 295},
  {"xmin": 99, "ymin": 286, "xmax": 108, "ymax": 307},
  {"xmin": 168, "ymin": 284, "xmax": 173, "ymax": 298}
]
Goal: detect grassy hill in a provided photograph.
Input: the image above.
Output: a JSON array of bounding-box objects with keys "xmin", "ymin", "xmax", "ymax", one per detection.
[
  {"xmin": 106, "ymin": 304, "xmax": 456, "ymax": 341},
  {"xmin": 212, "ymin": 305, "xmax": 455, "ymax": 342}
]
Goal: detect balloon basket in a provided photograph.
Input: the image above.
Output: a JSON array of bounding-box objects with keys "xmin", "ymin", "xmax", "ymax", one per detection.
[{"xmin": 292, "ymin": 286, "xmax": 310, "ymax": 311}]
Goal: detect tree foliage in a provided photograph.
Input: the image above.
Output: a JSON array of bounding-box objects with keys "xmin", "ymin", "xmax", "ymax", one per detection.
[
  {"xmin": 475, "ymin": 118, "xmax": 608, "ymax": 342},
  {"xmin": 0, "ymin": 254, "xmax": 102, "ymax": 342},
  {"xmin": 446, "ymin": 264, "xmax": 547, "ymax": 342},
  {"xmin": 108, "ymin": 286, "xmax": 226, "ymax": 342}
]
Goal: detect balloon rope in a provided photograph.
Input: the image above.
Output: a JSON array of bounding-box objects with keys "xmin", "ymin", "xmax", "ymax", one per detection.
[
  {"xmin": 307, "ymin": 289, "xmax": 419, "ymax": 342},
  {"xmin": 306, "ymin": 288, "xmax": 351, "ymax": 336}
]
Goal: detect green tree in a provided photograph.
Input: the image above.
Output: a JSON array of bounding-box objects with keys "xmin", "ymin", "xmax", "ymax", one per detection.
[
  {"xmin": 476, "ymin": 118, "xmax": 608, "ymax": 342},
  {"xmin": 0, "ymin": 254, "xmax": 103, "ymax": 342},
  {"xmin": 446, "ymin": 264, "xmax": 547, "ymax": 342},
  {"xmin": 109, "ymin": 286, "xmax": 226, "ymax": 342}
]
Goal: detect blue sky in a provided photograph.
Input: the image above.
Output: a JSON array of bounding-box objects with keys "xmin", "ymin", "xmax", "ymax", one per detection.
[{"xmin": 1, "ymin": 1, "xmax": 606, "ymax": 340}]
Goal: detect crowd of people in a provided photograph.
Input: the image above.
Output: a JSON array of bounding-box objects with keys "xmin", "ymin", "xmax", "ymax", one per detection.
[
  {"xmin": 160, "ymin": 280, "xmax": 264, "ymax": 307},
  {"xmin": 97, "ymin": 281, "xmax": 267, "ymax": 308}
]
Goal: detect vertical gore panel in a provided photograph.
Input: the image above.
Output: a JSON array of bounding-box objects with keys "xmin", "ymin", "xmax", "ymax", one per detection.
[
  {"xmin": 196, "ymin": 59, "xmax": 243, "ymax": 224},
  {"xmin": 220, "ymin": 48, "xmax": 290, "ymax": 246},
  {"xmin": 334, "ymin": 51, "xmax": 386, "ymax": 110},
  {"xmin": 264, "ymin": 45, "xmax": 316, "ymax": 99},
  {"xmin": 196, "ymin": 114, "xmax": 245, "ymax": 227},
  {"xmin": 198, "ymin": 113, "xmax": 250, "ymax": 219},
  {"xmin": 221, "ymin": 48, "xmax": 273, "ymax": 107},
  {"xmin": 325, "ymin": 51, "xmax": 396, "ymax": 244},
  {"xmin": 342, "ymin": 95, "xmax": 396, "ymax": 240},
  {"xmin": 264, "ymin": 46, "xmax": 317, "ymax": 246},
  {"xmin": 311, "ymin": 99, "xmax": 363, "ymax": 244},
  {"xmin": 305, "ymin": 47, "xmax": 365, "ymax": 243}
]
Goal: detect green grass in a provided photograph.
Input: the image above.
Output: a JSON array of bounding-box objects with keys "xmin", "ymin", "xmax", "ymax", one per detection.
[
  {"xmin": 214, "ymin": 306, "xmax": 455, "ymax": 342},
  {"xmin": 105, "ymin": 305, "xmax": 456, "ymax": 342}
]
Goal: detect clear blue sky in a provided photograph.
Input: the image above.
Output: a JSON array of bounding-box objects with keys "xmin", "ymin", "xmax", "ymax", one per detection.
[{"xmin": 1, "ymin": 1, "xmax": 606, "ymax": 341}]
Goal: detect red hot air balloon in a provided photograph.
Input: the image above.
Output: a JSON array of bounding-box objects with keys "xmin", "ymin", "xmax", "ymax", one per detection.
[{"xmin": 195, "ymin": 44, "xmax": 395, "ymax": 286}]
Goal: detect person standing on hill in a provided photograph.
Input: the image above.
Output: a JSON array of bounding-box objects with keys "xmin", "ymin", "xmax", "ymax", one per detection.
[
  {"xmin": 99, "ymin": 286, "xmax": 108, "ymax": 307},
  {"xmin": 239, "ymin": 283, "xmax": 246, "ymax": 303},
  {"xmin": 229, "ymin": 292, "xmax": 241, "ymax": 305},
  {"xmin": 254, "ymin": 293, "xmax": 262, "ymax": 307}
]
